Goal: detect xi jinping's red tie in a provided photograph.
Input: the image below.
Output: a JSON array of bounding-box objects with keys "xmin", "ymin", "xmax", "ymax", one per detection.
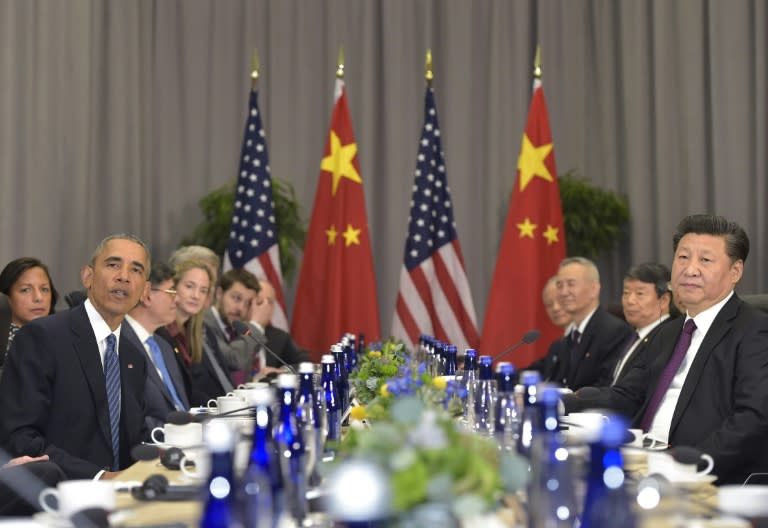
[{"xmin": 640, "ymin": 319, "xmax": 696, "ymax": 431}]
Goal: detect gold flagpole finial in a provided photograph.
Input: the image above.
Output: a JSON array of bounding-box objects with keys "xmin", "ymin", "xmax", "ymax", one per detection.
[
  {"xmin": 336, "ymin": 47, "xmax": 345, "ymax": 79},
  {"xmin": 425, "ymin": 49, "xmax": 434, "ymax": 83},
  {"xmin": 250, "ymin": 48, "xmax": 260, "ymax": 89},
  {"xmin": 533, "ymin": 45, "xmax": 542, "ymax": 80}
]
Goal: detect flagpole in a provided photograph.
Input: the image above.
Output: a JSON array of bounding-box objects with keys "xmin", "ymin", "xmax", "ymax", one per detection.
[
  {"xmin": 251, "ymin": 48, "xmax": 260, "ymax": 90},
  {"xmin": 534, "ymin": 45, "xmax": 542, "ymax": 80},
  {"xmin": 336, "ymin": 47, "xmax": 345, "ymax": 79}
]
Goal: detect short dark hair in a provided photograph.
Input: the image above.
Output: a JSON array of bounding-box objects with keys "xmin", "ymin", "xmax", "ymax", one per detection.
[
  {"xmin": 0, "ymin": 257, "xmax": 59, "ymax": 314},
  {"xmin": 90, "ymin": 233, "xmax": 152, "ymax": 277},
  {"xmin": 148, "ymin": 262, "xmax": 175, "ymax": 287},
  {"xmin": 218, "ymin": 268, "xmax": 260, "ymax": 294},
  {"xmin": 624, "ymin": 262, "xmax": 671, "ymax": 298},
  {"xmin": 673, "ymin": 214, "xmax": 749, "ymax": 263}
]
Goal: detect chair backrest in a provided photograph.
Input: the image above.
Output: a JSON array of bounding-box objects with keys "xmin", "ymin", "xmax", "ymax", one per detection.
[{"xmin": 741, "ymin": 294, "xmax": 768, "ymax": 316}]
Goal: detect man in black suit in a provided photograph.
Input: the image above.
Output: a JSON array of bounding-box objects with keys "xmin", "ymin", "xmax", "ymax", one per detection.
[
  {"xmin": 250, "ymin": 279, "xmax": 310, "ymax": 370},
  {"xmin": 565, "ymin": 214, "xmax": 768, "ymax": 484},
  {"xmin": 0, "ymin": 234, "xmax": 150, "ymax": 479},
  {"xmin": 611, "ymin": 262, "xmax": 677, "ymax": 384},
  {"xmin": 123, "ymin": 263, "xmax": 190, "ymax": 432},
  {"xmin": 533, "ymin": 257, "xmax": 633, "ymax": 390}
]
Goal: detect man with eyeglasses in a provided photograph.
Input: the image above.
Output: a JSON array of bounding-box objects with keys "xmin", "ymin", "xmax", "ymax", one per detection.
[{"xmin": 123, "ymin": 263, "xmax": 189, "ymax": 432}]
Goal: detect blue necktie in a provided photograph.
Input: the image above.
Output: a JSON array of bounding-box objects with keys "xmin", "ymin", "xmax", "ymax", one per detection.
[
  {"xmin": 104, "ymin": 334, "xmax": 121, "ymax": 471},
  {"xmin": 146, "ymin": 336, "xmax": 186, "ymax": 411}
]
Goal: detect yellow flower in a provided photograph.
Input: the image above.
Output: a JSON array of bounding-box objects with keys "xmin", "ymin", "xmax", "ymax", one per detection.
[
  {"xmin": 350, "ymin": 405, "xmax": 367, "ymax": 421},
  {"xmin": 368, "ymin": 351, "xmax": 382, "ymax": 358},
  {"xmin": 432, "ymin": 376, "xmax": 448, "ymax": 390},
  {"xmin": 380, "ymin": 383, "xmax": 390, "ymax": 397}
]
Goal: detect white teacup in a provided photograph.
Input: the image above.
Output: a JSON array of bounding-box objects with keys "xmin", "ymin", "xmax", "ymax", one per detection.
[
  {"xmin": 626, "ymin": 429, "xmax": 665, "ymax": 450},
  {"xmin": 563, "ymin": 412, "xmax": 607, "ymax": 441},
  {"xmin": 646, "ymin": 451, "xmax": 714, "ymax": 481},
  {"xmin": 207, "ymin": 395, "xmax": 245, "ymax": 414},
  {"xmin": 180, "ymin": 451, "xmax": 211, "ymax": 480},
  {"xmin": 39, "ymin": 479, "xmax": 115, "ymax": 517},
  {"xmin": 150, "ymin": 422, "xmax": 203, "ymax": 448}
]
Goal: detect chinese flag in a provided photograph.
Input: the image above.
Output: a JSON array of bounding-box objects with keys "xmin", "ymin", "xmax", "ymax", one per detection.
[
  {"xmin": 291, "ymin": 79, "xmax": 381, "ymax": 360},
  {"xmin": 480, "ymin": 76, "xmax": 566, "ymax": 366}
]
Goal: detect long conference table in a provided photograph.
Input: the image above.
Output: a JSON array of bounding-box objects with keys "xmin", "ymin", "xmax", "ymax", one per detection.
[{"xmin": 107, "ymin": 452, "xmax": 734, "ymax": 528}]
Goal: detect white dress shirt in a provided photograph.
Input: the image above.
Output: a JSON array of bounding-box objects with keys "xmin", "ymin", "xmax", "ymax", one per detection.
[
  {"xmin": 647, "ymin": 291, "xmax": 734, "ymax": 443},
  {"xmin": 612, "ymin": 314, "xmax": 670, "ymax": 384}
]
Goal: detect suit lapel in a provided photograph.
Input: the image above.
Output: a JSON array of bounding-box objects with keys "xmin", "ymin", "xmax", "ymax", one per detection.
[
  {"xmin": 569, "ymin": 308, "xmax": 601, "ymax": 382},
  {"xmin": 70, "ymin": 306, "xmax": 112, "ymax": 447},
  {"xmin": 122, "ymin": 322, "xmax": 175, "ymax": 407},
  {"xmin": 669, "ymin": 297, "xmax": 740, "ymax": 434},
  {"xmin": 158, "ymin": 337, "xmax": 189, "ymax": 408}
]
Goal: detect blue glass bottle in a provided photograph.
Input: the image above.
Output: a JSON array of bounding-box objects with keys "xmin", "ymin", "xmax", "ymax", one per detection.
[
  {"xmin": 473, "ymin": 355, "xmax": 495, "ymax": 436},
  {"xmin": 424, "ymin": 337, "xmax": 436, "ymax": 376},
  {"xmin": 239, "ymin": 386, "xmax": 277, "ymax": 528},
  {"xmin": 296, "ymin": 362, "xmax": 321, "ymax": 488},
  {"xmin": 527, "ymin": 384, "xmax": 577, "ymax": 528},
  {"xmin": 199, "ymin": 421, "xmax": 237, "ymax": 528},
  {"xmin": 274, "ymin": 373, "xmax": 307, "ymax": 522},
  {"xmin": 459, "ymin": 349, "xmax": 478, "ymax": 427},
  {"xmin": 581, "ymin": 415, "xmax": 636, "ymax": 528},
  {"xmin": 444, "ymin": 344, "xmax": 458, "ymax": 376},
  {"xmin": 355, "ymin": 332, "xmax": 365, "ymax": 369},
  {"xmin": 516, "ymin": 370, "xmax": 542, "ymax": 457},
  {"xmin": 331, "ymin": 344, "xmax": 349, "ymax": 424},
  {"xmin": 321, "ymin": 354, "xmax": 341, "ymax": 455},
  {"xmin": 494, "ymin": 362, "xmax": 519, "ymax": 451}
]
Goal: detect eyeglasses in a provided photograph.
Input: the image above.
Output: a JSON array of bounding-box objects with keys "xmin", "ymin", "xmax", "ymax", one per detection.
[{"xmin": 151, "ymin": 288, "xmax": 177, "ymax": 297}]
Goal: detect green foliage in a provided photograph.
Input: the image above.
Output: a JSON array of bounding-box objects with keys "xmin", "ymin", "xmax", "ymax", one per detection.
[
  {"xmin": 348, "ymin": 340, "xmax": 407, "ymax": 405},
  {"xmin": 180, "ymin": 178, "xmax": 306, "ymax": 284},
  {"xmin": 558, "ymin": 170, "xmax": 630, "ymax": 258}
]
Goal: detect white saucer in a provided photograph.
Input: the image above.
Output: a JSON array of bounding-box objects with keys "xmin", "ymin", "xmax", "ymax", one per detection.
[
  {"xmin": 662, "ymin": 473, "xmax": 717, "ymax": 485},
  {"xmin": 32, "ymin": 513, "xmax": 73, "ymax": 528},
  {"xmin": 0, "ymin": 519, "xmax": 46, "ymax": 527}
]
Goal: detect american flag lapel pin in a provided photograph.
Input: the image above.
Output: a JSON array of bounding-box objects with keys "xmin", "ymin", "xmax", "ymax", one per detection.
[{"xmin": 127, "ymin": 363, "xmax": 134, "ymax": 369}]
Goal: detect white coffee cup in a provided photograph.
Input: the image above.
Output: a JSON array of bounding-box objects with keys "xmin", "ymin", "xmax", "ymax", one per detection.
[
  {"xmin": 563, "ymin": 412, "xmax": 607, "ymax": 441},
  {"xmin": 646, "ymin": 451, "xmax": 714, "ymax": 481},
  {"xmin": 207, "ymin": 395, "xmax": 245, "ymax": 414},
  {"xmin": 39, "ymin": 479, "xmax": 115, "ymax": 517},
  {"xmin": 627, "ymin": 429, "xmax": 665, "ymax": 450},
  {"xmin": 180, "ymin": 451, "xmax": 211, "ymax": 480},
  {"xmin": 150, "ymin": 422, "xmax": 203, "ymax": 447}
]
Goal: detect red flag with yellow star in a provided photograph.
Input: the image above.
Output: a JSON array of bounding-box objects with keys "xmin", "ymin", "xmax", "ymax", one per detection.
[
  {"xmin": 291, "ymin": 79, "xmax": 381, "ymax": 359},
  {"xmin": 480, "ymin": 77, "xmax": 566, "ymax": 365}
]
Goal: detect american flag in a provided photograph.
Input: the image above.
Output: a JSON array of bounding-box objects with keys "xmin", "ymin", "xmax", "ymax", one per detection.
[
  {"xmin": 223, "ymin": 89, "xmax": 289, "ymax": 330},
  {"xmin": 391, "ymin": 86, "xmax": 479, "ymax": 352}
]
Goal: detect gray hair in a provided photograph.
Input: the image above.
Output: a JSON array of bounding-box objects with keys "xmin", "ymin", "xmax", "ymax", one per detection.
[{"xmin": 559, "ymin": 256, "xmax": 600, "ymax": 283}]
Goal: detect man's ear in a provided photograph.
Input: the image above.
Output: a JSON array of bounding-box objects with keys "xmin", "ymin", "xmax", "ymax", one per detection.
[{"xmin": 81, "ymin": 264, "xmax": 93, "ymax": 289}]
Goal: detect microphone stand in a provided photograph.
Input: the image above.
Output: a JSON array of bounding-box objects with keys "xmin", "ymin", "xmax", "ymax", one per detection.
[{"xmin": 231, "ymin": 320, "xmax": 297, "ymax": 374}]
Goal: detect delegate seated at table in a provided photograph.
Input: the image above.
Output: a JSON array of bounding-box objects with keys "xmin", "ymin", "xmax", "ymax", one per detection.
[{"xmin": 564, "ymin": 214, "xmax": 768, "ymax": 484}]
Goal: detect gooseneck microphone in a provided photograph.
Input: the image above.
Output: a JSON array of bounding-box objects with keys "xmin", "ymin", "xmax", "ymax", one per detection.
[
  {"xmin": 165, "ymin": 405, "xmax": 257, "ymax": 425},
  {"xmin": 493, "ymin": 329, "xmax": 541, "ymax": 361},
  {"xmin": 231, "ymin": 320, "xmax": 297, "ymax": 373}
]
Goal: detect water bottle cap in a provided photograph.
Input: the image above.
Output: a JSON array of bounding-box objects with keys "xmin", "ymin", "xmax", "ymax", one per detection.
[
  {"xmin": 250, "ymin": 386, "xmax": 274, "ymax": 406},
  {"xmin": 204, "ymin": 420, "xmax": 235, "ymax": 452},
  {"xmin": 330, "ymin": 343, "xmax": 343, "ymax": 353},
  {"xmin": 298, "ymin": 362, "xmax": 315, "ymax": 373},
  {"xmin": 321, "ymin": 354, "xmax": 336, "ymax": 364},
  {"xmin": 277, "ymin": 373, "xmax": 298, "ymax": 388},
  {"xmin": 464, "ymin": 348, "xmax": 477, "ymax": 357},
  {"xmin": 520, "ymin": 370, "xmax": 542, "ymax": 385},
  {"xmin": 600, "ymin": 414, "xmax": 630, "ymax": 448},
  {"xmin": 495, "ymin": 362, "xmax": 516, "ymax": 374},
  {"xmin": 539, "ymin": 384, "xmax": 561, "ymax": 405},
  {"xmin": 478, "ymin": 355, "xmax": 493, "ymax": 366}
]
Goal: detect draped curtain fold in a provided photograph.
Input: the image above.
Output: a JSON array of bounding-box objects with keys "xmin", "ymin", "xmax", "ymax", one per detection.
[{"xmin": 1, "ymin": 0, "xmax": 766, "ymax": 330}]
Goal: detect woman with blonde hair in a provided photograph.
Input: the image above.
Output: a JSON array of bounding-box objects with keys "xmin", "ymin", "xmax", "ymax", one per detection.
[{"xmin": 157, "ymin": 259, "xmax": 232, "ymax": 406}]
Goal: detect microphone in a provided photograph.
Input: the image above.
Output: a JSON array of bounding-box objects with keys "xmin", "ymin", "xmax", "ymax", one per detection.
[
  {"xmin": 493, "ymin": 330, "xmax": 541, "ymax": 361},
  {"xmin": 131, "ymin": 444, "xmax": 191, "ymax": 470},
  {"xmin": 231, "ymin": 320, "xmax": 297, "ymax": 373},
  {"xmin": 166, "ymin": 405, "xmax": 257, "ymax": 425}
]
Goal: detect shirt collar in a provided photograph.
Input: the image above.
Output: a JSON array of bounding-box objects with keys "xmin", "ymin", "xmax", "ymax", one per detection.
[
  {"xmin": 84, "ymin": 298, "xmax": 122, "ymax": 343},
  {"xmin": 124, "ymin": 314, "xmax": 151, "ymax": 344},
  {"xmin": 567, "ymin": 305, "xmax": 598, "ymax": 336},
  {"xmin": 687, "ymin": 290, "xmax": 734, "ymax": 337},
  {"xmin": 636, "ymin": 313, "xmax": 671, "ymax": 339}
]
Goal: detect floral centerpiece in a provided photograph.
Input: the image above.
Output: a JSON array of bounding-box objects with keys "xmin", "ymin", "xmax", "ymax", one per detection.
[{"xmin": 334, "ymin": 340, "xmax": 529, "ymax": 521}]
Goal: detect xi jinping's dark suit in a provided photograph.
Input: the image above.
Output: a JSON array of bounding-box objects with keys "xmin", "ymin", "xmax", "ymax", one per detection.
[
  {"xmin": 565, "ymin": 295, "xmax": 768, "ymax": 484},
  {"xmin": 0, "ymin": 305, "xmax": 148, "ymax": 479}
]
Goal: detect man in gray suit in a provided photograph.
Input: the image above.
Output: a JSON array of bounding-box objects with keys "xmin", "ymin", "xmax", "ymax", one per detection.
[{"xmin": 123, "ymin": 263, "xmax": 189, "ymax": 432}]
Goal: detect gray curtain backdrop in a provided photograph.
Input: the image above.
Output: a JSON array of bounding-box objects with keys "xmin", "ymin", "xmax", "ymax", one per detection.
[{"xmin": 1, "ymin": 0, "xmax": 766, "ymax": 337}]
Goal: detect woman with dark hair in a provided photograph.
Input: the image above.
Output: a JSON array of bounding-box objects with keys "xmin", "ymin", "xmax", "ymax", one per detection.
[{"xmin": 0, "ymin": 257, "xmax": 58, "ymax": 360}]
